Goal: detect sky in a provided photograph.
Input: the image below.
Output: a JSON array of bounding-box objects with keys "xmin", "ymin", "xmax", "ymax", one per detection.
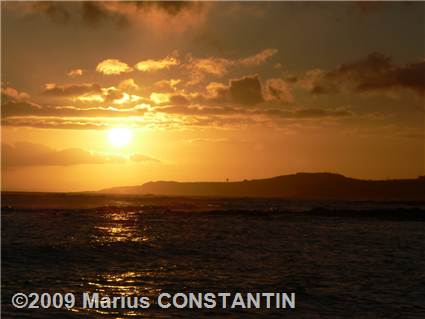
[{"xmin": 1, "ymin": 1, "xmax": 424, "ymax": 192}]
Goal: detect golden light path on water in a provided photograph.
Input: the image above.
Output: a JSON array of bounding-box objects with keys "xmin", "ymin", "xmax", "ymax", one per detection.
[
  {"xmin": 93, "ymin": 211, "xmax": 150, "ymax": 243},
  {"xmin": 71, "ymin": 270, "xmax": 163, "ymax": 317},
  {"xmin": 68, "ymin": 210, "xmax": 161, "ymax": 317}
]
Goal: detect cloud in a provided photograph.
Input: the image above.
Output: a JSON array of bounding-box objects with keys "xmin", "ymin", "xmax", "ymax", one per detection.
[
  {"xmin": 186, "ymin": 48, "xmax": 278, "ymax": 85},
  {"xmin": 228, "ymin": 75, "xmax": 264, "ymax": 105},
  {"xmin": 274, "ymin": 63, "xmax": 282, "ymax": 69},
  {"xmin": 2, "ymin": 98, "xmax": 148, "ymax": 118},
  {"xmin": 135, "ymin": 56, "xmax": 179, "ymax": 72},
  {"xmin": 154, "ymin": 79, "xmax": 182, "ymax": 92},
  {"xmin": 118, "ymin": 78, "xmax": 139, "ymax": 91},
  {"xmin": 1, "ymin": 72, "xmax": 348, "ymax": 131},
  {"xmin": 67, "ymin": 69, "xmax": 84, "ymax": 78},
  {"xmin": 1, "ymin": 100, "xmax": 42, "ymax": 118},
  {"xmin": 87, "ymin": 1, "xmax": 204, "ymax": 27},
  {"xmin": 2, "ymin": 111, "xmax": 185, "ymax": 131},
  {"xmin": 185, "ymin": 138, "xmax": 232, "ymax": 144},
  {"xmin": 187, "ymin": 75, "xmax": 293, "ymax": 106},
  {"xmin": 81, "ymin": 1, "xmax": 129, "ymax": 28},
  {"xmin": 96, "ymin": 59, "xmax": 133, "ymax": 75},
  {"xmin": 5, "ymin": 1, "xmax": 204, "ymax": 28},
  {"xmin": 203, "ymin": 75, "xmax": 265, "ymax": 106},
  {"xmin": 262, "ymin": 107, "xmax": 353, "ymax": 119},
  {"xmin": 169, "ymin": 94, "xmax": 190, "ymax": 106},
  {"xmin": 263, "ymin": 78, "xmax": 293, "ymax": 103},
  {"xmin": 3, "ymin": 82, "xmax": 148, "ymax": 121},
  {"xmin": 30, "ymin": 2, "xmax": 71, "ymax": 24},
  {"xmin": 2, "ymin": 142, "xmax": 162, "ymax": 168},
  {"xmin": 131, "ymin": 1, "xmax": 202, "ymax": 16},
  {"xmin": 150, "ymin": 92, "xmax": 170, "ymax": 105},
  {"xmin": 74, "ymin": 85, "xmax": 147, "ymax": 106},
  {"xmin": 186, "ymin": 56, "xmax": 231, "ymax": 85},
  {"xmin": 68, "ymin": 82, "xmax": 147, "ymax": 107},
  {"xmin": 1, "ymin": 86, "xmax": 30, "ymax": 101},
  {"xmin": 155, "ymin": 102, "xmax": 352, "ymax": 121},
  {"xmin": 2, "ymin": 142, "xmax": 125, "ymax": 168},
  {"xmin": 304, "ymin": 52, "xmax": 425, "ymax": 96},
  {"xmin": 239, "ymin": 48, "xmax": 278, "ymax": 66},
  {"xmin": 1, "ymin": 117, "xmax": 109, "ymax": 130},
  {"xmin": 154, "ymin": 105, "xmax": 239, "ymax": 116},
  {"xmin": 91, "ymin": 47, "xmax": 274, "ymax": 91},
  {"xmin": 43, "ymin": 83, "xmax": 101, "ymax": 96},
  {"xmin": 130, "ymin": 153, "xmax": 160, "ymax": 163},
  {"xmin": 188, "ymin": 57, "xmax": 230, "ymax": 76}
]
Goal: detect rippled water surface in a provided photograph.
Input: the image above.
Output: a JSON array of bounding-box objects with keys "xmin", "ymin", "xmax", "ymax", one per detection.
[{"xmin": 2, "ymin": 195, "xmax": 425, "ymax": 318}]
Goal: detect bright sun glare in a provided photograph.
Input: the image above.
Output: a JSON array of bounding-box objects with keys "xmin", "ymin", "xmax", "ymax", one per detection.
[{"xmin": 107, "ymin": 127, "xmax": 133, "ymax": 148}]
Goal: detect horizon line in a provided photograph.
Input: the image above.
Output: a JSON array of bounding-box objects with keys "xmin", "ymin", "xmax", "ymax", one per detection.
[{"xmin": 2, "ymin": 171, "xmax": 424, "ymax": 194}]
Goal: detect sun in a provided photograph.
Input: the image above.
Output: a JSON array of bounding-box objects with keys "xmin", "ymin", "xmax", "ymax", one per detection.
[{"xmin": 107, "ymin": 127, "xmax": 133, "ymax": 148}]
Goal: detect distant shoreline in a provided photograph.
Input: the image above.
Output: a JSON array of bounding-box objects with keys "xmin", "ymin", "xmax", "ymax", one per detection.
[
  {"xmin": 97, "ymin": 172, "xmax": 425, "ymax": 201},
  {"xmin": 2, "ymin": 172, "xmax": 425, "ymax": 201}
]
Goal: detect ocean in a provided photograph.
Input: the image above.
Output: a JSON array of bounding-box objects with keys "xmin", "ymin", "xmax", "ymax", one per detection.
[{"xmin": 2, "ymin": 193, "xmax": 425, "ymax": 318}]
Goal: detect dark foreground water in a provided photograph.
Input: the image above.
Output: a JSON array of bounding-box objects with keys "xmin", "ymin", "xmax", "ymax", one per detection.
[{"xmin": 2, "ymin": 194, "xmax": 425, "ymax": 318}]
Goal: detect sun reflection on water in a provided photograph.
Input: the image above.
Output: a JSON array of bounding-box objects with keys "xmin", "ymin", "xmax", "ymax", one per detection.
[
  {"xmin": 73, "ymin": 271, "xmax": 164, "ymax": 317},
  {"xmin": 92, "ymin": 210, "xmax": 150, "ymax": 243},
  {"xmin": 74, "ymin": 210, "xmax": 165, "ymax": 317}
]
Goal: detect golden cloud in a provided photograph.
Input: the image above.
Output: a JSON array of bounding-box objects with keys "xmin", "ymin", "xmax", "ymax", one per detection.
[
  {"xmin": 150, "ymin": 92, "xmax": 170, "ymax": 105},
  {"xmin": 2, "ymin": 142, "xmax": 125, "ymax": 167},
  {"xmin": 96, "ymin": 59, "xmax": 133, "ymax": 75},
  {"xmin": 67, "ymin": 68, "xmax": 84, "ymax": 78},
  {"xmin": 239, "ymin": 48, "xmax": 278, "ymax": 66},
  {"xmin": 263, "ymin": 78, "xmax": 293, "ymax": 103},
  {"xmin": 118, "ymin": 78, "xmax": 139, "ymax": 91},
  {"xmin": 1, "ymin": 86, "xmax": 30, "ymax": 100},
  {"xmin": 113, "ymin": 93, "xmax": 142, "ymax": 105},
  {"xmin": 135, "ymin": 56, "xmax": 179, "ymax": 72},
  {"xmin": 154, "ymin": 79, "xmax": 182, "ymax": 92},
  {"xmin": 43, "ymin": 83, "xmax": 101, "ymax": 96},
  {"xmin": 2, "ymin": 142, "xmax": 161, "ymax": 168},
  {"xmin": 185, "ymin": 49, "xmax": 278, "ymax": 85}
]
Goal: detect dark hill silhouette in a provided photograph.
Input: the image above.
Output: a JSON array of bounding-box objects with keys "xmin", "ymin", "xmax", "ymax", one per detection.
[{"xmin": 99, "ymin": 173, "xmax": 425, "ymax": 201}]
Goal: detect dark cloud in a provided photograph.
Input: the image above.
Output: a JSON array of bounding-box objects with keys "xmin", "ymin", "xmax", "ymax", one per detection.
[
  {"xmin": 43, "ymin": 83, "xmax": 101, "ymax": 97},
  {"xmin": 1, "ymin": 117, "xmax": 108, "ymax": 130},
  {"xmin": 169, "ymin": 94, "xmax": 190, "ymax": 106},
  {"xmin": 31, "ymin": 2, "xmax": 71, "ymax": 24},
  {"xmin": 155, "ymin": 103, "xmax": 352, "ymax": 120},
  {"xmin": 3, "ymin": 85, "xmax": 147, "ymax": 119},
  {"xmin": 229, "ymin": 75, "xmax": 264, "ymax": 105},
  {"xmin": 133, "ymin": 1, "xmax": 202, "ymax": 16},
  {"xmin": 155, "ymin": 105, "xmax": 239, "ymax": 116},
  {"xmin": 2, "ymin": 142, "xmax": 125, "ymax": 168},
  {"xmin": 26, "ymin": 1, "xmax": 204, "ymax": 27},
  {"xmin": 307, "ymin": 52, "xmax": 425, "ymax": 96},
  {"xmin": 2, "ymin": 77, "xmax": 350, "ymax": 131},
  {"xmin": 263, "ymin": 78, "xmax": 293, "ymax": 103},
  {"xmin": 262, "ymin": 108, "xmax": 353, "ymax": 119},
  {"xmin": 1, "ymin": 100, "xmax": 42, "ymax": 118},
  {"xmin": 199, "ymin": 75, "xmax": 294, "ymax": 106},
  {"xmin": 82, "ymin": 2, "xmax": 128, "ymax": 28},
  {"xmin": 204, "ymin": 75, "xmax": 265, "ymax": 106},
  {"xmin": 1, "ymin": 99, "xmax": 147, "ymax": 118}
]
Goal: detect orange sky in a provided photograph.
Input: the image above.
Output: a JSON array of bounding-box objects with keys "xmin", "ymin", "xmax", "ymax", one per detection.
[{"xmin": 1, "ymin": 2, "xmax": 424, "ymax": 191}]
